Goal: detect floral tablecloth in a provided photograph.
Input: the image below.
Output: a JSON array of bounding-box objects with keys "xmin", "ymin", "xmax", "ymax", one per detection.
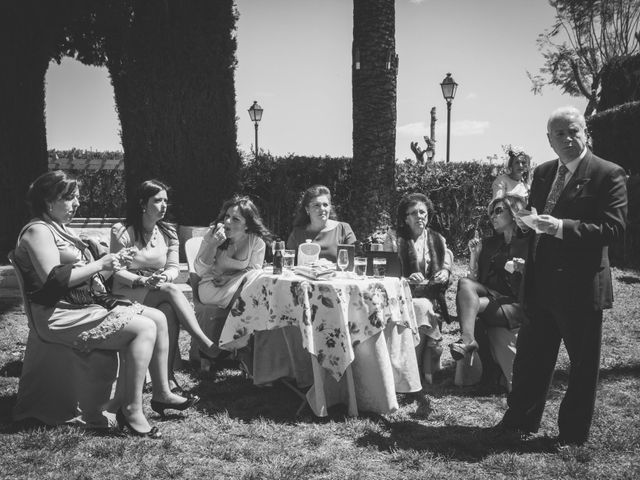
[{"xmin": 219, "ymin": 271, "xmax": 419, "ymax": 381}]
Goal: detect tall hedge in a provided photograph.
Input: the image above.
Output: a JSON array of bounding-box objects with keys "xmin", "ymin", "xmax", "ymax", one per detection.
[
  {"xmin": 241, "ymin": 155, "xmax": 497, "ymax": 255},
  {"xmin": 100, "ymin": 0, "xmax": 240, "ymax": 227},
  {"xmin": 589, "ymin": 101, "xmax": 640, "ymax": 174},
  {"xmin": 64, "ymin": 153, "xmax": 499, "ymax": 257},
  {"xmin": 598, "ymin": 55, "xmax": 640, "ymax": 111}
]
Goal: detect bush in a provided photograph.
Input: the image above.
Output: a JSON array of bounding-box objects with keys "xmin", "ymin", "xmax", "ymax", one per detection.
[
  {"xmin": 394, "ymin": 159, "xmax": 495, "ymax": 254},
  {"xmin": 74, "ymin": 169, "xmax": 127, "ymax": 218},
  {"xmin": 52, "ymin": 149, "xmax": 500, "ymax": 257},
  {"xmin": 240, "ymin": 153, "xmax": 496, "ymax": 256},
  {"xmin": 239, "ymin": 152, "xmax": 352, "ymax": 242},
  {"xmin": 589, "ymin": 101, "xmax": 640, "ymax": 175}
]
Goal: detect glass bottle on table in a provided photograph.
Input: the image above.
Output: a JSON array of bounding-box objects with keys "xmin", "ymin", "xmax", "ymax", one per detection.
[{"xmin": 273, "ymin": 240, "xmax": 285, "ymax": 275}]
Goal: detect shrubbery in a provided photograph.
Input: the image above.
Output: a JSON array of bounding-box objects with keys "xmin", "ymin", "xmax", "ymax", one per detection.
[
  {"xmin": 589, "ymin": 101, "xmax": 640, "ymax": 175},
  {"xmin": 52, "ymin": 149, "xmax": 510, "ymax": 257},
  {"xmin": 240, "ymin": 153, "xmax": 499, "ymax": 255}
]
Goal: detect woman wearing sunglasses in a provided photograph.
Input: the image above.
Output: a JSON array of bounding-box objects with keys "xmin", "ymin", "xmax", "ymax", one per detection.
[{"xmin": 452, "ymin": 194, "xmax": 528, "ymax": 389}]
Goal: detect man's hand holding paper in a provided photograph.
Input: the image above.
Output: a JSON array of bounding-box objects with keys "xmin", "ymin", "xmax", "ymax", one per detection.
[{"xmin": 517, "ymin": 207, "xmax": 561, "ymax": 235}]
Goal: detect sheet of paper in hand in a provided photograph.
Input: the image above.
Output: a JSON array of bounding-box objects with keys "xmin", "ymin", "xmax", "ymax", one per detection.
[{"xmin": 518, "ymin": 207, "xmax": 543, "ymax": 234}]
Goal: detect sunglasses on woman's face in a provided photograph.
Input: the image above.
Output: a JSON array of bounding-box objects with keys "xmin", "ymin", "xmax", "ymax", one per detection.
[{"xmin": 490, "ymin": 206, "xmax": 505, "ymax": 217}]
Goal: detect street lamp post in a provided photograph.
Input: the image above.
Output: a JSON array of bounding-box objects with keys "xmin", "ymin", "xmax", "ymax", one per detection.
[
  {"xmin": 440, "ymin": 73, "xmax": 458, "ymax": 163},
  {"xmin": 248, "ymin": 100, "xmax": 263, "ymax": 158}
]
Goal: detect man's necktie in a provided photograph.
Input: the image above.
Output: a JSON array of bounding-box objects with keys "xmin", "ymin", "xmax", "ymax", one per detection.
[{"xmin": 543, "ymin": 164, "xmax": 568, "ymax": 214}]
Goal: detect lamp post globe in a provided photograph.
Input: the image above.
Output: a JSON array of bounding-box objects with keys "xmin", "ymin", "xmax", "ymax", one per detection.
[
  {"xmin": 440, "ymin": 73, "xmax": 458, "ymax": 163},
  {"xmin": 248, "ymin": 101, "xmax": 263, "ymax": 158}
]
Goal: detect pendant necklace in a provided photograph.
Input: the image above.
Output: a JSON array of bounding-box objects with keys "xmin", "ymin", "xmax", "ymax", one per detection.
[{"xmin": 144, "ymin": 225, "xmax": 158, "ymax": 247}]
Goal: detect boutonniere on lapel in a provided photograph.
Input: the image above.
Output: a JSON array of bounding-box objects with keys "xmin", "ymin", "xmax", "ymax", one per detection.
[
  {"xmin": 567, "ymin": 178, "xmax": 591, "ymax": 200},
  {"xmin": 573, "ymin": 178, "xmax": 590, "ymax": 190}
]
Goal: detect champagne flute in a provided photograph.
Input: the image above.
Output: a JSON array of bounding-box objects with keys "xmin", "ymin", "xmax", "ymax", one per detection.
[{"xmin": 337, "ymin": 248, "xmax": 349, "ymax": 273}]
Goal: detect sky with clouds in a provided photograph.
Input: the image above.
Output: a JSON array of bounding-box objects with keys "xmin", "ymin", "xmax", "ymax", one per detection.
[{"xmin": 45, "ymin": 0, "xmax": 587, "ymax": 167}]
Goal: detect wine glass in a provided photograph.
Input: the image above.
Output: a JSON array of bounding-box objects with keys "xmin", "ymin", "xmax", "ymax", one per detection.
[{"xmin": 337, "ymin": 248, "xmax": 349, "ymax": 274}]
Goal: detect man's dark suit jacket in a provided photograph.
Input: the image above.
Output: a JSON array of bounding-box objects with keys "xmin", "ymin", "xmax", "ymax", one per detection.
[{"xmin": 524, "ymin": 150, "xmax": 627, "ymax": 313}]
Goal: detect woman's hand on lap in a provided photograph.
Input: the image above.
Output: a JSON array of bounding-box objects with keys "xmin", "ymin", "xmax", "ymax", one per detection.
[
  {"xmin": 408, "ymin": 272, "xmax": 425, "ymax": 283},
  {"xmin": 432, "ymin": 269, "xmax": 450, "ymax": 284}
]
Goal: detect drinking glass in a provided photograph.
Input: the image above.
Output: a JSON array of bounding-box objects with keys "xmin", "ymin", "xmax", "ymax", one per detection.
[
  {"xmin": 354, "ymin": 257, "xmax": 367, "ymax": 277},
  {"xmin": 337, "ymin": 248, "xmax": 349, "ymax": 273},
  {"xmin": 372, "ymin": 257, "xmax": 386, "ymax": 278},
  {"xmin": 283, "ymin": 250, "xmax": 295, "ymax": 269}
]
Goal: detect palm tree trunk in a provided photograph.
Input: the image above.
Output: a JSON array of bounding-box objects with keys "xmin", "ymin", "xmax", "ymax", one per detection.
[{"xmin": 350, "ymin": 0, "xmax": 397, "ymax": 239}]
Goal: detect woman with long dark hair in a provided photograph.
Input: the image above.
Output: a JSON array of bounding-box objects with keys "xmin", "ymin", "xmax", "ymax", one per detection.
[
  {"xmin": 195, "ymin": 195, "xmax": 271, "ymax": 307},
  {"xmin": 111, "ymin": 179, "xmax": 215, "ymax": 398}
]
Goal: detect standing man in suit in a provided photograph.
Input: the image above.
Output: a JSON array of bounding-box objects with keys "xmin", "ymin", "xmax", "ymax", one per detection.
[{"xmin": 498, "ymin": 106, "xmax": 627, "ymax": 446}]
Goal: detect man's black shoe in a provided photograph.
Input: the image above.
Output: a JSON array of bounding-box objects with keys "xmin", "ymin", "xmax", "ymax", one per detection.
[
  {"xmin": 486, "ymin": 420, "xmax": 536, "ymax": 441},
  {"xmin": 554, "ymin": 435, "xmax": 586, "ymax": 448}
]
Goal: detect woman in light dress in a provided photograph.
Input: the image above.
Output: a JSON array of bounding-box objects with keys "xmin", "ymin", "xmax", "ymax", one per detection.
[
  {"xmin": 491, "ymin": 146, "xmax": 532, "ymax": 200},
  {"xmin": 110, "ymin": 179, "xmax": 217, "ymax": 395},
  {"xmin": 194, "ymin": 195, "xmax": 271, "ymax": 308}
]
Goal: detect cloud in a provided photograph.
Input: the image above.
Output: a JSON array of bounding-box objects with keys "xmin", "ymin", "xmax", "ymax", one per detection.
[
  {"xmin": 397, "ymin": 121, "xmax": 428, "ymax": 137},
  {"xmin": 465, "ymin": 92, "xmax": 478, "ymax": 100},
  {"xmin": 434, "ymin": 120, "xmax": 490, "ymax": 137},
  {"xmin": 408, "ymin": 0, "xmax": 427, "ymax": 4}
]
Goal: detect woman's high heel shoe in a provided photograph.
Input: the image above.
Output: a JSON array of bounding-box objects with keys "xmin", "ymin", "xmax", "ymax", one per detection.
[
  {"xmin": 449, "ymin": 339, "xmax": 479, "ymax": 361},
  {"xmin": 150, "ymin": 396, "xmax": 199, "ymax": 417},
  {"xmin": 116, "ymin": 408, "xmax": 162, "ymax": 439}
]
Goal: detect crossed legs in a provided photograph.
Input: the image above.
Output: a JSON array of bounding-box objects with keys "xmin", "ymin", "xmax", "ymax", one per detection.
[
  {"xmin": 454, "ymin": 277, "xmax": 491, "ymax": 352},
  {"xmin": 143, "ymin": 283, "xmax": 216, "ymax": 380}
]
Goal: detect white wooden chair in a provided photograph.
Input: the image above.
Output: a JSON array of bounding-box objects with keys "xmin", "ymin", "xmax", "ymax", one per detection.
[
  {"xmin": 184, "ymin": 236, "xmax": 234, "ymax": 370},
  {"xmin": 9, "ymin": 251, "xmax": 118, "ymax": 426}
]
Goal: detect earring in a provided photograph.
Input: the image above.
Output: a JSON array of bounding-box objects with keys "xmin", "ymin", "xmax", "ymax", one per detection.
[
  {"xmin": 48, "ymin": 205, "xmax": 52, "ymax": 212},
  {"xmin": 142, "ymin": 208, "xmax": 146, "ymax": 213}
]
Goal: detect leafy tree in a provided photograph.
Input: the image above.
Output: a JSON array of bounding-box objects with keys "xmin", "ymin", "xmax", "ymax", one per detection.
[
  {"xmin": 0, "ymin": 0, "xmax": 239, "ymax": 262},
  {"xmin": 528, "ymin": 0, "xmax": 640, "ymax": 116},
  {"xmin": 0, "ymin": 0, "xmax": 85, "ymax": 260},
  {"xmin": 350, "ymin": 0, "xmax": 397, "ymax": 239}
]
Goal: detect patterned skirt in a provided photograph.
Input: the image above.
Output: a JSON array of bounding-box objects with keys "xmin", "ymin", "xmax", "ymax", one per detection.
[{"xmin": 30, "ymin": 302, "xmax": 147, "ymax": 352}]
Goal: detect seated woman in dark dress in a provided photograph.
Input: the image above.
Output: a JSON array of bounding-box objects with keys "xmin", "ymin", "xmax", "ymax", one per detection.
[
  {"xmin": 452, "ymin": 194, "xmax": 527, "ymax": 383},
  {"xmin": 286, "ymin": 185, "xmax": 356, "ymax": 262}
]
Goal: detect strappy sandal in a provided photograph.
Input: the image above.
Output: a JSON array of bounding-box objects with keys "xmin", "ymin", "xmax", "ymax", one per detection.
[{"xmin": 449, "ymin": 339, "xmax": 479, "ymax": 361}]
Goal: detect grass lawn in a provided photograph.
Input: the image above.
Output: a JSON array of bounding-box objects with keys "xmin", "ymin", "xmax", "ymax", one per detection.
[{"xmin": 1, "ymin": 262, "xmax": 639, "ymax": 479}]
